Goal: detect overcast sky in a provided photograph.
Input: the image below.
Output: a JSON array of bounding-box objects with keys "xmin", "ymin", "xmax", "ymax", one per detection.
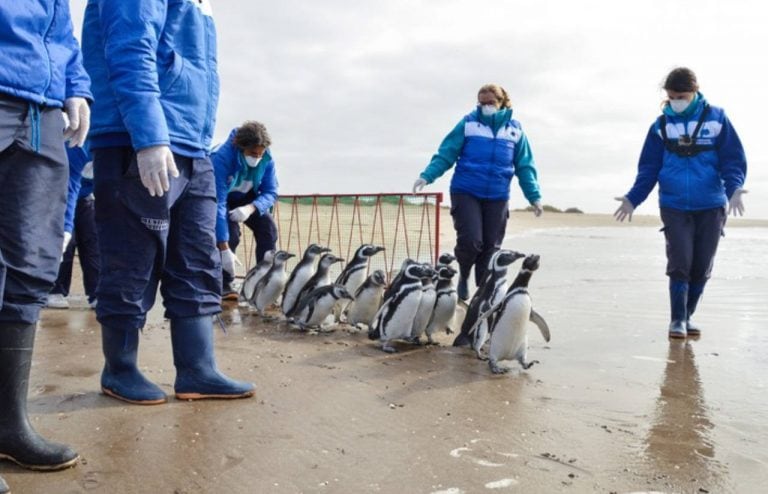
[{"xmin": 70, "ymin": 0, "xmax": 767, "ymax": 218}]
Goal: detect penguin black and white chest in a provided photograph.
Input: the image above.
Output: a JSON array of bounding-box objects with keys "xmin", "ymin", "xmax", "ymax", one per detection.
[
  {"xmin": 451, "ymin": 250, "xmax": 524, "ymax": 354},
  {"xmin": 382, "ymin": 258, "xmax": 417, "ymax": 302},
  {"xmin": 254, "ymin": 251, "xmax": 295, "ymax": 316},
  {"xmin": 292, "ymin": 284, "xmax": 354, "ymax": 331},
  {"xmin": 281, "ymin": 243, "xmax": 331, "ymax": 316},
  {"xmin": 345, "ymin": 269, "xmax": 387, "ymax": 329},
  {"xmin": 483, "ymin": 254, "xmax": 550, "ymax": 373},
  {"xmin": 289, "ymin": 253, "xmax": 344, "ymax": 317},
  {"xmin": 425, "ymin": 265, "xmax": 458, "ymax": 342},
  {"xmin": 333, "ymin": 244, "xmax": 384, "ymax": 321},
  {"xmin": 410, "ymin": 265, "xmax": 438, "ymax": 343},
  {"xmin": 369, "ymin": 263, "xmax": 428, "ymax": 353},
  {"xmin": 242, "ymin": 250, "xmax": 274, "ymax": 302}
]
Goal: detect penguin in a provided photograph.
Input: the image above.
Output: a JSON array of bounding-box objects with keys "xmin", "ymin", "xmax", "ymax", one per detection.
[
  {"xmin": 292, "ymin": 284, "xmax": 354, "ymax": 331},
  {"xmin": 425, "ymin": 265, "xmax": 458, "ymax": 343},
  {"xmin": 382, "ymin": 258, "xmax": 418, "ymax": 302},
  {"xmin": 452, "ymin": 249, "xmax": 525, "ymax": 358},
  {"xmin": 252, "ymin": 250, "xmax": 295, "ymax": 317},
  {"xmin": 436, "ymin": 252, "xmax": 456, "ymax": 269},
  {"xmin": 369, "ymin": 263, "xmax": 429, "ymax": 353},
  {"xmin": 409, "ymin": 264, "xmax": 438, "ymax": 345},
  {"xmin": 281, "ymin": 243, "xmax": 331, "ymax": 317},
  {"xmin": 345, "ymin": 269, "xmax": 387, "ymax": 330},
  {"xmin": 287, "ymin": 253, "xmax": 344, "ymax": 318},
  {"xmin": 240, "ymin": 250, "xmax": 274, "ymax": 302},
  {"xmin": 470, "ymin": 254, "xmax": 550, "ymax": 373},
  {"xmin": 333, "ymin": 244, "xmax": 385, "ymax": 321}
]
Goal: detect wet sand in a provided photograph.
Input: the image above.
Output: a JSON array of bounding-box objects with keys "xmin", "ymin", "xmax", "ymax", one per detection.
[{"xmin": 3, "ymin": 212, "xmax": 768, "ymax": 493}]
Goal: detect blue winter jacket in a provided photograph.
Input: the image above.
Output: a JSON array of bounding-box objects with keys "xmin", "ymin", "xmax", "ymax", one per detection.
[
  {"xmin": 419, "ymin": 107, "xmax": 541, "ymax": 203},
  {"xmin": 626, "ymin": 94, "xmax": 747, "ymax": 211},
  {"xmin": 64, "ymin": 146, "xmax": 92, "ymax": 233},
  {"xmin": 81, "ymin": 0, "xmax": 219, "ymax": 157},
  {"xmin": 0, "ymin": 1, "xmax": 92, "ymax": 106},
  {"xmin": 212, "ymin": 129, "xmax": 279, "ymax": 243}
]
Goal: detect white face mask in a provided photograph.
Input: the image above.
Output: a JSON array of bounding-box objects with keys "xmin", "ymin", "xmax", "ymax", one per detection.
[
  {"xmin": 669, "ymin": 98, "xmax": 691, "ymax": 114},
  {"xmin": 81, "ymin": 161, "xmax": 94, "ymax": 180},
  {"xmin": 244, "ymin": 155, "xmax": 261, "ymax": 168},
  {"xmin": 480, "ymin": 104, "xmax": 498, "ymax": 117}
]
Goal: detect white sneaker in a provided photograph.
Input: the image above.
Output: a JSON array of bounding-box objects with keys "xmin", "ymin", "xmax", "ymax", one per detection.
[{"xmin": 46, "ymin": 294, "xmax": 70, "ymax": 309}]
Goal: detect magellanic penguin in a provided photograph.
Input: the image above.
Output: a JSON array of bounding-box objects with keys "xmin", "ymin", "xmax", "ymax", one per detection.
[
  {"xmin": 345, "ymin": 269, "xmax": 387, "ymax": 331},
  {"xmin": 333, "ymin": 244, "xmax": 385, "ymax": 321},
  {"xmin": 470, "ymin": 254, "xmax": 550, "ymax": 373},
  {"xmin": 287, "ymin": 253, "xmax": 344, "ymax": 318},
  {"xmin": 425, "ymin": 265, "xmax": 458, "ymax": 343},
  {"xmin": 281, "ymin": 244, "xmax": 332, "ymax": 317},
  {"xmin": 240, "ymin": 250, "xmax": 275, "ymax": 302},
  {"xmin": 252, "ymin": 251, "xmax": 295, "ymax": 317},
  {"xmin": 409, "ymin": 264, "xmax": 438, "ymax": 345},
  {"xmin": 436, "ymin": 252, "xmax": 456, "ymax": 269},
  {"xmin": 292, "ymin": 284, "xmax": 354, "ymax": 331},
  {"xmin": 452, "ymin": 250, "xmax": 525, "ymax": 357},
  {"xmin": 369, "ymin": 263, "xmax": 429, "ymax": 353},
  {"xmin": 382, "ymin": 258, "xmax": 418, "ymax": 302}
]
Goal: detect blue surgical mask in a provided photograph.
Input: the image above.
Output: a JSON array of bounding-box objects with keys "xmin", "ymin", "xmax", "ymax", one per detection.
[
  {"xmin": 244, "ymin": 155, "xmax": 261, "ymax": 168},
  {"xmin": 480, "ymin": 104, "xmax": 498, "ymax": 117},
  {"xmin": 669, "ymin": 98, "xmax": 691, "ymax": 114}
]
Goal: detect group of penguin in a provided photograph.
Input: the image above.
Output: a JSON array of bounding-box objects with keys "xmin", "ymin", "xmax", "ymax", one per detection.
[{"xmin": 237, "ymin": 243, "xmax": 550, "ymax": 374}]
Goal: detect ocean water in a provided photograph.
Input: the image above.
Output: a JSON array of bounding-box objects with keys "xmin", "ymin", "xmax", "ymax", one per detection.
[{"xmin": 501, "ymin": 225, "xmax": 768, "ymax": 491}]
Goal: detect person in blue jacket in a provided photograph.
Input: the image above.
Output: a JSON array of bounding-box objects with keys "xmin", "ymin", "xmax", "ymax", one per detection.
[
  {"xmin": 81, "ymin": 0, "xmax": 255, "ymax": 405},
  {"xmin": 614, "ymin": 67, "xmax": 748, "ymax": 339},
  {"xmin": 0, "ymin": 0, "xmax": 91, "ymax": 478},
  {"xmin": 212, "ymin": 121, "xmax": 279, "ymax": 300},
  {"xmin": 412, "ymin": 83, "xmax": 543, "ymax": 301},
  {"xmin": 47, "ymin": 146, "xmax": 100, "ymax": 310}
]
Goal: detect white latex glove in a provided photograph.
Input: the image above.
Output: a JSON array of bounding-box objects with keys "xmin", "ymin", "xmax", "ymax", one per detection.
[
  {"xmin": 728, "ymin": 188, "xmax": 748, "ymax": 217},
  {"xmin": 62, "ymin": 97, "xmax": 90, "ymax": 148},
  {"xmin": 229, "ymin": 204, "xmax": 256, "ymax": 223},
  {"xmin": 531, "ymin": 201, "xmax": 543, "ymax": 217},
  {"xmin": 136, "ymin": 145, "xmax": 179, "ymax": 197},
  {"xmin": 613, "ymin": 196, "xmax": 634, "ymax": 222},
  {"xmin": 220, "ymin": 248, "xmax": 240, "ymax": 276},
  {"xmin": 412, "ymin": 178, "xmax": 427, "ymax": 194},
  {"xmin": 63, "ymin": 231, "xmax": 72, "ymax": 252}
]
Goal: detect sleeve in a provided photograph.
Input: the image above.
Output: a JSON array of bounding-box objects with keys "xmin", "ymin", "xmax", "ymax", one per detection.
[
  {"xmin": 212, "ymin": 146, "xmax": 233, "ymax": 243},
  {"xmin": 625, "ymin": 122, "xmax": 665, "ymax": 208},
  {"xmin": 61, "ymin": 1, "xmax": 93, "ymax": 101},
  {"xmin": 253, "ymin": 158, "xmax": 278, "ymax": 215},
  {"xmin": 96, "ymin": 0, "xmax": 169, "ymax": 150},
  {"xmin": 513, "ymin": 132, "xmax": 541, "ymax": 203},
  {"xmin": 715, "ymin": 112, "xmax": 747, "ymax": 198},
  {"xmin": 64, "ymin": 148, "xmax": 88, "ymax": 233},
  {"xmin": 419, "ymin": 120, "xmax": 465, "ymax": 183}
]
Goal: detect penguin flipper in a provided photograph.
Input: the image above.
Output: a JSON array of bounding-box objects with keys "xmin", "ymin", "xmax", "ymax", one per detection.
[{"xmin": 529, "ymin": 308, "xmax": 551, "ymax": 343}]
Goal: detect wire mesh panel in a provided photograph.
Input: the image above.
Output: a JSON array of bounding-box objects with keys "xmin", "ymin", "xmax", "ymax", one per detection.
[{"xmin": 237, "ymin": 193, "xmax": 443, "ymax": 281}]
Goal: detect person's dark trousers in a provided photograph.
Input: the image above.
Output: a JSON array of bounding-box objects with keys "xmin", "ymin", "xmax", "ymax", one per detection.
[
  {"xmin": 51, "ymin": 196, "xmax": 100, "ymax": 303},
  {"xmin": 222, "ymin": 190, "xmax": 278, "ymax": 288},
  {"xmin": 450, "ymin": 193, "xmax": 509, "ymax": 286}
]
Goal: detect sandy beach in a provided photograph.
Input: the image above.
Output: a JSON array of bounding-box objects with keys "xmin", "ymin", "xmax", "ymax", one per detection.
[{"xmin": 3, "ymin": 211, "xmax": 767, "ymax": 493}]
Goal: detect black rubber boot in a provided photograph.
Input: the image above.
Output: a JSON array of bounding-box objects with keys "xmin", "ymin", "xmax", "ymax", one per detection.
[
  {"xmin": 100, "ymin": 325, "xmax": 167, "ymax": 405},
  {"xmin": 0, "ymin": 323, "xmax": 79, "ymax": 470},
  {"xmin": 668, "ymin": 279, "xmax": 688, "ymax": 339}
]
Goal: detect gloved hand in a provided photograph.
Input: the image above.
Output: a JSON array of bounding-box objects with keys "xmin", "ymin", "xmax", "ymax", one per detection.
[
  {"xmin": 412, "ymin": 178, "xmax": 427, "ymax": 194},
  {"xmin": 62, "ymin": 97, "xmax": 90, "ymax": 148},
  {"xmin": 61, "ymin": 231, "xmax": 72, "ymax": 262},
  {"xmin": 728, "ymin": 188, "xmax": 748, "ymax": 216},
  {"xmin": 229, "ymin": 204, "xmax": 256, "ymax": 223},
  {"xmin": 531, "ymin": 201, "xmax": 543, "ymax": 217},
  {"xmin": 220, "ymin": 248, "xmax": 240, "ymax": 276},
  {"xmin": 136, "ymin": 145, "xmax": 179, "ymax": 197},
  {"xmin": 613, "ymin": 196, "xmax": 634, "ymax": 222}
]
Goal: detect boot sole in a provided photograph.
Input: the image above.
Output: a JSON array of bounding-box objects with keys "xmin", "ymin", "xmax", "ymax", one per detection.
[
  {"xmin": 101, "ymin": 387, "xmax": 167, "ymax": 405},
  {"xmin": 0, "ymin": 452, "xmax": 79, "ymax": 471},
  {"xmin": 175, "ymin": 390, "xmax": 256, "ymax": 401},
  {"xmin": 668, "ymin": 332, "xmax": 687, "ymax": 339}
]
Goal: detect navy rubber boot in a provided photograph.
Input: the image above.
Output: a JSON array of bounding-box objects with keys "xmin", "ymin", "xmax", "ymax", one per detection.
[
  {"xmin": 100, "ymin": 325, "xmax": 167, "ymax": 405},
  {"xmin": 0, "ymin": 323, "xmax": 79, "ymax": 470},
  {"xmin": 686, "ymin": 282, "xmax": 705, "ymax": 336},
  {"xmin": 171, "ymin": 316, "xmax": 255, "ymax": 400},
  {"xmin": 457, "ymin": 276, "xmax": 469, "ymax": 301},
  {"xmin": 668, "ymin": 279, "xmax": 688, "ymax": 339}
]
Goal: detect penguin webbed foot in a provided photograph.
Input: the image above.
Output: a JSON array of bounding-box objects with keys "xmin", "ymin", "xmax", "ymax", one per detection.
[
  {"xmin": 426, "ymin": 336, "xmax": 439, "ymax": 346},
  {"xmin": 445, "ymin": 326, "xmax": 454, "ymax": 335},
  {"xmin": 475, "ymin": 349, "xmax": 489, "ymax": 361},
  {"xmin": 521, "ymin": 359, "xmax": 540, "ymax": 370},
  {"xmin": 489, "ymin": 361, "xmax": 509, "ymax": 374},
  {"xmin": 381, "ymin": 342, "xmax": 397, "ymax": 353},
  {"xmin": 408, "ymin": 336, "xmax": 423, "ymax": 346}
]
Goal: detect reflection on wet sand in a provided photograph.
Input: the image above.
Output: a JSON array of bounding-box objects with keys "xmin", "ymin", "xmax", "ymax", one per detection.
[{"xmin": 645, "ymin": 340, "xmax": 725, "ymax": 492}]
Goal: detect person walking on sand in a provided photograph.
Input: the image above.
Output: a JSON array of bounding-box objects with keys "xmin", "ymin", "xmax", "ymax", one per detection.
[
  {"xmin": 412, "ymin": 83, "xmax": 543, "ymax": 301},
  {"xmin": 614, "ymin": 67, "xmax": 747, "ymax": 339},
  {"xmin": 0, "ymin": 0, "xmax": 91, "ymax": 480},
  {"xmin": 81, "ymin": 0, "xmax": 255, "ymax": 404},
  {"xmin": 212, "ymin": 121, "xmax": 279, "ymax": 301}
]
